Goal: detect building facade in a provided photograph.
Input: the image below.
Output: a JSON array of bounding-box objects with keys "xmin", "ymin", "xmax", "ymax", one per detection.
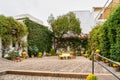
[
  {"xmin": 73, "ymin": 10, "xmax": 94, "ymax": 34},
  {"xmin": 14, "ymin": 14, "xmax": 43, "ymax": 25},
  {"xmin": 95, "ymin": 0, "xmax": 120, "ymax": 24},
  {"xmin": 0, "ymin": 14, "xmax": 43, "ymax": 58},
  {"xmin": 73, "ymin": 0, "xmax": 120, "ymax": 34}
]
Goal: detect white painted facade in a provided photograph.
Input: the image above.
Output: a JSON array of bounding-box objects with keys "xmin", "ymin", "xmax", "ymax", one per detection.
[
  {"xmin": 14, "ymin": 14, "xmax": 43, "ymax": 25},
  {"xmin": 0, "ymin": 36, "xmax": 28, "ymax": 58},
  {"xmin": 0, "ymin": 38, "xmax": 2, "ymax": 57},
  {"xmin": 73, "ymin": 11, "xmax": 94, "ymax": 34},
  {"xmin": 73, "ymin": 1, "xmax": 112, "ymax": 34}
]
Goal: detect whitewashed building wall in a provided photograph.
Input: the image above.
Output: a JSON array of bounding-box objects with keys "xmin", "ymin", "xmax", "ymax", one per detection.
[
  {"xmin": 73, "ymin": 11, "xmax": 94, "ymax": 34},
  {"xmin": 19, "ymin": 35, "xmax": 28, "ymax": 56},
  {"xmin": 0, "ymin": 38, "xmax": 2, "ymax": 58}
]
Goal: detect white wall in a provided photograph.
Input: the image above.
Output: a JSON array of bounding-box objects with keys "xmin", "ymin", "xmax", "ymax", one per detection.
[
  {"xmin": 20, "ymin": 35, "xmax": 28, "ymax": 55},
  {"xmin": 14, "ymin": 14, "xmax": 43, "ymax": 25},
  {"xmin": 0, "ymin": 37, "xmax": 2, "ymax": 58},
  {"xmin": 73, "ymin": 11, "xmax": 94, "ymax": 34},
  {"xmin": 0, "ymin": 35, "xmax": 28, "ymax": 57}
]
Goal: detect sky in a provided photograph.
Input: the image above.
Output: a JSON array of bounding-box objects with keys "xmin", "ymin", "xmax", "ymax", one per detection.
[{"xmin": 0, "ymin": 0, "xmax": 109, "ymax": 33}]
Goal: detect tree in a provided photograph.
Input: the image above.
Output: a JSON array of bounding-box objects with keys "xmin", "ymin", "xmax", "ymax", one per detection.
[
  {"xmin": 99, "ymin": 24, "xmax": 110, "ymax": 58},
  {"xmin": 48, "ymin": 12, "xmax": 81, "ymax": 51},
  {"xmin": 51, "ymin": 12, "xmax": 81, "ymax": 38},
  {"xmin": 89, "ymin": 25, "xmax": 101, "ymax": 50}
]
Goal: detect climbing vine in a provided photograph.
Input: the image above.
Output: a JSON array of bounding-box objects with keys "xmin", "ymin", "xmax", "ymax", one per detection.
[
  {"xmin": 24, "ymin": 19, "xmax": 53, "ymax": 56},
  {"xmin": 0, "ymin": 15, "xmax": 28, "ymax": 57}
]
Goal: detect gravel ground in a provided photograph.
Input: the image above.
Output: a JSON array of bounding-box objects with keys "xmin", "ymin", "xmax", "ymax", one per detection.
[{"xmin": 0, "ymin": 56, "xmax": 119, "ymax": 80}]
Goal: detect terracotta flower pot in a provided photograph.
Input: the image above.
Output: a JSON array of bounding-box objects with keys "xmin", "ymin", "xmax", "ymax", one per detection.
[
  {"xmin": 114, "ymin": 67, "xmax": 120, "ymax": 72},
  {"xmin": 22, "ymin": 51, "xmax": 27, "ymax": 55}
]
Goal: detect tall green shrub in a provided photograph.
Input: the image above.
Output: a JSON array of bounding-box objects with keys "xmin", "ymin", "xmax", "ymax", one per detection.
[
  {"xmin": 108, "ymin": 5, "xmax": 120, "ymax": 61},
  {"xmin": 101, "ymin": 5, "xmax": 120, "ymax": 60},
  {"xmin": 89, "ymin": 24, "xmax": 102, "ymax": 53},
  {"xmin": 99, "ymin": 25, "xmax": 110, "ymax": 58},
  {"xmin": 89, "ymin": 5, "xmax": 120, "ymax": 61}
]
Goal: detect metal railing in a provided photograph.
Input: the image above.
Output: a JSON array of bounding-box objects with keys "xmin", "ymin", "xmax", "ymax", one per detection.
[{"xmin": 92, "ymin": 53, "xmax": 120, "ymax": 80}]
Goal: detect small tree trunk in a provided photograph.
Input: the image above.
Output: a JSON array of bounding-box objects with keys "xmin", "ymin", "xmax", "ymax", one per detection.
[
  {"xmin": 53, "ymin": 37, "xmax": 56, "ymax": 52},
  {"xmin": 2, "ymin": 49, "xmax": 5, "ymax": 58}
]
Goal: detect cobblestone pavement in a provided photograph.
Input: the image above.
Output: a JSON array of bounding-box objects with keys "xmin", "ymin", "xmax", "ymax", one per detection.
[
  {"xmin": 0, "ymin": 56, "xmax": 108, "ymax": 73},
  {"xmin": 0, "ymin": 56, "xmax": 119, "ymax": 80}
]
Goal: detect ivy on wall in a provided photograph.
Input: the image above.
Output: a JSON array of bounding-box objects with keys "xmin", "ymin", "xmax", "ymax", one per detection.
[{"xmin": 24, "ymin": 19, "xmax": 53, "ymax": 56}]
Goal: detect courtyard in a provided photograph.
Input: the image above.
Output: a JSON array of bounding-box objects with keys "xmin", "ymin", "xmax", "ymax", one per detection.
[
  {"xmin": 0, "ymin": 56, "xmax": 119, "ymax": 80},
  {"xmin": 0, "ymin": 0, "xmax": 120, "ymax": 80}
]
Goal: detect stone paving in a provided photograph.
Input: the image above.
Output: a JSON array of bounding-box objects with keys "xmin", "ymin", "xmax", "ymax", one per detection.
[
  {"xmin": 0, "ymin": 56, "xmax": 108, "ymax": 73},
  {"xmin": 0, "ymin": 56, "xmax": 119, "ymax": 80},
  {"xmin": 0, "ymin": 74, "xmax": 85, "ymax": 80}
]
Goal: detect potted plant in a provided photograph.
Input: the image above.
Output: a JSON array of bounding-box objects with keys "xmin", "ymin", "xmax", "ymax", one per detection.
[
  {"xmin": 95, "ymin": 49, "xmax": 100, "ymax": 53},
  {"xmin": 46, "ymin": 53, "xmax": 51, "ymax": 56},
  {"xmin": 21, "ymin": 50, "xmax": 28, "ymax": 59},
  {"xmin": 104, "ymin": 60, "xmax": 109, "ymax": 63},
  {"xmin": 50, "ymin": 49, "xmax": 56, "ymax": 56},
  {"xmin": 95, "ymin": 49, "xmax": 101, "ymax": 61},
  {"xmin": 86, "ymin": 74, "xmax": 98, "ymax": 80},
  {"xmin": 8, "ymin": 50, "xmax": 20, "ymax": 61},
  {"xmin": 38, "ymin": 52, "xmax": 43, "ymax": 58},
  {"xmin": 113, "ymin": 62, "xmax": 120, "ymax": 72}
]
